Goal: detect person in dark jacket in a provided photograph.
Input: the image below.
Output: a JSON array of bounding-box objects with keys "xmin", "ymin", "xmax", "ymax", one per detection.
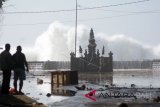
[
  {"xmin": 0, "ymin": 43, "xmax": 13, "ymax": 94},
  {"xmin": 12, "ymin": 45, "xmax": 29, "ymax": 94}
]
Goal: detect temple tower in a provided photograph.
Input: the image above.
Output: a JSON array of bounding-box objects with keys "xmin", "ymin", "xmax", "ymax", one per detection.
[
  {"xmin": 70, "ymin": 28, "xmax": 113, "ymax": 72},
  {"xmin": 88, "ymin": 28, "xmax": 97, "ymax": 57}
]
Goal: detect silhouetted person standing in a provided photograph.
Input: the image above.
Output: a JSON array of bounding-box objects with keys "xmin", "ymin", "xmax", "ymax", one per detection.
[
  {"xmin": 12, "ymin": 46, "xmax": 29, "ymax": 94},
  {"xmin": 0, "ymin": 43, "xmax": 12, "ymax": 94}
]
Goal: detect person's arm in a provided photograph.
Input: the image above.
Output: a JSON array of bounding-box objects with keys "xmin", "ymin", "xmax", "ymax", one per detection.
[{"xmin": 24, "ymin": 54, "xmax": 29, "ymax": 72}]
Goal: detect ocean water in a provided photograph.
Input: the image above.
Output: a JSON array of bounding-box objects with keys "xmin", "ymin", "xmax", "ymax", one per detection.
[{"xmin": 113, "ymin": 69, "xmax": 160, "ymax": 88}]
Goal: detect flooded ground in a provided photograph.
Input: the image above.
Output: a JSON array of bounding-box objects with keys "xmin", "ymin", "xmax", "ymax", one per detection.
[
  {"xmin": 113, "ymin": 69, "xmax": 160, "ymax": 88},
  {"xmin": 0, "ymin": 69, "xmax": 160, "ymax": 107}
]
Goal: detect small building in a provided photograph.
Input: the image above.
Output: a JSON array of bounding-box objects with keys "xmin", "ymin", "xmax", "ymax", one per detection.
[
  {"xmin": 70, "ymin": 28, "xmax": 113, "ymax": 72},
  {"xmin": 51, "ymin": 71, "xmax": 78, "ymax": 96},
  {"xmin": 51, "ymin": 70, "xmax": 78, "ymax": 87}
]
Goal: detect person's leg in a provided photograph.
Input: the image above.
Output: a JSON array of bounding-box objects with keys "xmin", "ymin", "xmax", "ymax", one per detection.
[
  {"xmin": 13, "ymin": 69, "xmax": 19, "ymax": 93},
  {"xmin": 2, "ymin": 70, "xmax": 7, "ymax": 94},
  {"xmin": 19, "ymin": 69, "xmax": 26, "ymax": 93},
  {"xmin": 6, "ymin": 70, "xmax": 11, "ymax": 94},
  {"xmin": 13, "ymin": 79, "xmax": 18, "ymax": 92},
  {"xmin": 19, "ymin": 80, "xmax": 23, "ymax": 93},
  {"xmin": 2, "ymin": 70, "xmax": 11, "ymax": 94}
]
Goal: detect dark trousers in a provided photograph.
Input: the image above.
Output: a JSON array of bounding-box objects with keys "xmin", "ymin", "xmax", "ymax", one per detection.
[{"xmin": 1, "ymin": 69, "xmax": 11, "ymax": 94}]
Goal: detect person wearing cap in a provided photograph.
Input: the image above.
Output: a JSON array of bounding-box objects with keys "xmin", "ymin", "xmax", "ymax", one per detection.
[{"xmin": 12, "ymin": 45, "xmax": 29, "ymax": 94}]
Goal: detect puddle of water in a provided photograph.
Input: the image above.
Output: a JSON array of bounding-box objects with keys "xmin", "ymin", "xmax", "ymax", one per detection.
[{"xmin": 52, "ymin": 89, "xmax": 77, "ymax": 96}]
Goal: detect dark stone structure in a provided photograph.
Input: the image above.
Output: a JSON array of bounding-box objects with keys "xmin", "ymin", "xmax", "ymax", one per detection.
[
  {"xmin": 51, "ymin": 71, "xmax": 78, "ymax": 88},
  {"xmin": 70, "ymin": 28, "xmax": 113, "ymax": 72}
]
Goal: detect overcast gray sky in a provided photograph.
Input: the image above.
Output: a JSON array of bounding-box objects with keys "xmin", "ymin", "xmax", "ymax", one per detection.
[{"xmin": 0, "ymin": 0, "xmax": 160, "ymax": 61}]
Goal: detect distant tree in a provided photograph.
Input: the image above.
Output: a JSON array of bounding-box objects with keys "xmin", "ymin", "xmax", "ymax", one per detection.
[
  {"xmin": 84, "ymin": 49, "xmax": 87, "ymax": 57},
  {"xmin": 102, "ymin": 46, "xmax": 105, "ymax": 56},
  {"xmin": 0, "ymin": 0, "xmax": 5, "ymax": 8},
  {"xmin": 97, "ymin": 49, "xmax": 100, "ymax": 57},
  {"xmin": 79, "ymin": 45, "xmax": 83, "ymax": 57}
]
